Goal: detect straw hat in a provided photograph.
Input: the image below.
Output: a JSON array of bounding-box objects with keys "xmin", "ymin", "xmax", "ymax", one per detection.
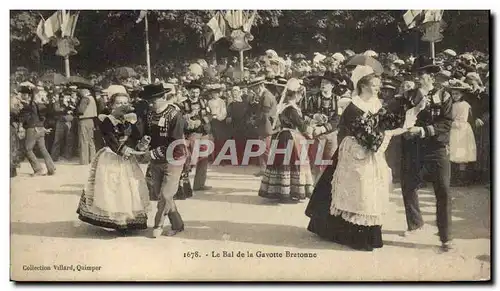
[
  {"xmin": 331, "ymin": 52, "xmax": 345, "ymax": 62},
  {"xmin": 363, "ymin": 50, "xmax": 378, "ymax": 58},
  {"xmin": 443, "ymin": 49, "xmax": 457, "ymax": 57},
  {"xmin": 313, "ymin": 52, "xmax": 327, "ymax": 63},
  {"xmin": 265, "ymin": 49, "xmax": 278, "ymax": 59},
  {"xmin": 103, "ymin": 85, "xmax": 127, "ymax": 96},
  {"xmin": 445, "ymin": 79, "xmax": 472, "ymax": 91}
]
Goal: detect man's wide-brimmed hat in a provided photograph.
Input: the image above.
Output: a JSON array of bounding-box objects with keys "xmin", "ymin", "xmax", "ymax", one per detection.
[
  {"xmin": 205, "ymin": 83, "xmax": 225, "ymax": 93},
  {"xmin": 381, "ymin": 75, "xmax": 401, "ymax": 90},
  {"xmin": 246, "ymin": 76, "xmax": 266, "ymax": 87},
  {"xmin": 139, "ymin": 83, "xmax": 171, "ymax": 100},
  {"xmin": 316, "ymin": 71, "xmax": 338, "ymax": 84},
  {"xmin": 412, "ymin": 55, "xmax": 441, "ymax": 74}
]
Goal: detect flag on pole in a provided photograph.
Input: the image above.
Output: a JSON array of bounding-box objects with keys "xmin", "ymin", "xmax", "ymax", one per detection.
[
  {"xmin": 204, "ymin": 11, "xmax": 228, "ymax": 51},
  {"xmin": 403, "ymin": 10, "xmax": 443, "ymax": 30},
  {"xmin": 36, "ymin": 19, "xmax": 50, "ymax": 46},
  {"xmin": 224, "ymin": 10, "xmax": 244, "ymax": 29},
  {"xmin": 136, "ymin": 10, "xmax": 147, "ymax": 24},
  {"xmin": 242, "ymin": 10, "xmax": 257, "ymax": 32},
  {"xmin": 403, "ymin": 10, "xmax": 423, "ymax": 29},
  {"xmin": 423, "ymin": 10, "xmax": 444, "ymax": 23},
  {"xmin": 43, "ymin": 10, "xmax": 63, "ymax": 39},
  {"xmin": 62, "ymin": 11, "xmax": 79, "ymax": 37}
]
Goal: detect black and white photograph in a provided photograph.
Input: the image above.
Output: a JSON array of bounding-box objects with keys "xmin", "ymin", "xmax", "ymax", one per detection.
[{"xmin": 8, "ymin": 8, "xmax": 491, "ymax": 281}]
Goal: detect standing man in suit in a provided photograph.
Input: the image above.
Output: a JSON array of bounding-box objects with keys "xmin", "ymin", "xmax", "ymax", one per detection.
[
  {"xmin": 76, "ymin": 86, "xmax": 98, "ymax": 165},
  {"xmin": 400, "ymin": 56, "xmax": 454, "ymax": 252},
  {"xmin": 181, "ymin": 81, "xmax": 212, "ymax": 191},
  {"xmin": 246, "ymin": 76, "xmax": 277, "ymax": 176}
]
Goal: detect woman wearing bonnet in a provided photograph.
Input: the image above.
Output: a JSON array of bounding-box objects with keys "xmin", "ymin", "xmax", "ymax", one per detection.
[
  {"xmin": 305, "ymin": 70, "xmax": 407, "ymax": 251},
  {"xmin": 258, "ymin": 78, "xmax": 315, "ymax": 203},
  {"xmin": 77, "ymin": 91, "xmax": 151, "ymax": 233}
]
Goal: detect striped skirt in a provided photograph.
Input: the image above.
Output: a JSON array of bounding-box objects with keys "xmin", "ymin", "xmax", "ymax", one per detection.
[{"xmin": 258, "ymin": 129, "xmax": 314, "ymax": 201}]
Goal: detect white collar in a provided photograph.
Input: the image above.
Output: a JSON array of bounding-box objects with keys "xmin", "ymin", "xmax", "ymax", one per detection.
[
  {"xmin": 98, "ymin": 114, "xmax": 122, "ymax": 126},
  {"xmin": 351, "ymin": 95, "xmax": 382, "ymax": 114},
  {"xmin": 98, "ymin": 113, "xmax": 137, "ymax": 125}
]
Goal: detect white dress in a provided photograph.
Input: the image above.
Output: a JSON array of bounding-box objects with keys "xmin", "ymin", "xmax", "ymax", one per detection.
[{"xmin": 449, "ymin": 101, "xmax": 477, "ymax": 163}]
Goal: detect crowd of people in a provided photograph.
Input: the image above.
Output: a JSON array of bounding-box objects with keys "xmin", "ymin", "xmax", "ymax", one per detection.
[{"xmin": 10, "ymin": 47, "xmax": 490, "ymax": 253}]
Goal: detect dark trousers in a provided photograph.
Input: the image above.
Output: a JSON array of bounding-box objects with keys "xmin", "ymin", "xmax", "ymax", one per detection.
[
  {"xmin": 25, "ymin": 127, "xmax": 56, "ymax": 174},
  {"xmin": 51, "ymin": 120, "xmax": 74, "ymax": 161},
  {"xmin": 187, "ymin": 133, "xmax": 209, "ymax": 189},
  {"xmin": 401, "ymin": 139, "xmax": 452, "ymax": 243},
  {"xmin": 146, "ymin": 161, "xmax": 184, "ymax": 230}
]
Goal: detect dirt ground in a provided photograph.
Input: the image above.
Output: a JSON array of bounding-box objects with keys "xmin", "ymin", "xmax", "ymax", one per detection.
[{"xmin": 10, "ymin": 161, "xmax": 491, "ymax": 281}]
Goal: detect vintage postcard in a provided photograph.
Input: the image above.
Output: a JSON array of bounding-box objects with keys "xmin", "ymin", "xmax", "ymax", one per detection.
[{"xmin": 9, "ymin": 8, "xmax": 491, "ymax": 281}]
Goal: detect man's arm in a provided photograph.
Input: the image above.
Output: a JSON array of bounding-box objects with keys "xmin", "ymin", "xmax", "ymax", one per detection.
[
  {"xmin": 77, "ymin": 97, "xmax": 90, "ymax": 116},
  {"xmin": 421, "ymin": 91, "xmax": 453, "ymax": 138},
  {"xmin": 150, "ymin": 110, "xmax": 187, "ymax": 161}
]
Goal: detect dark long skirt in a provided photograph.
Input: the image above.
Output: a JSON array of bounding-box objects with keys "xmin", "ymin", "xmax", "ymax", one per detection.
[{"xmin": 305, "ymin": 150, "xmax": 383, "ymax": 251}]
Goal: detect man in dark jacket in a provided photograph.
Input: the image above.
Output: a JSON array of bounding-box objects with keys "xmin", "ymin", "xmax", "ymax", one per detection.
[
  {"xmin": 143, "ymin": 84, "xmax": 187, "ymax": 238},
  {"xmin": 246, "ymin": 76, "xmax": 277, "ymax": 176},
  {"xmin": 20, "ymin": 87, "xmax": 56, "ymax": 176},
  {"xmin": 50, "ymin": 88, "xmax": 76, "ymax": 161},
  {"xmin": 401, "ymin": 56, "xmax": 454, "ymax": 252}
]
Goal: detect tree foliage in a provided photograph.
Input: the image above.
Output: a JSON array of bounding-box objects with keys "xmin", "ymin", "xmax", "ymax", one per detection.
[{"xmin": 10, "ymin": 10, "xmax": 489, "ymax": 73}]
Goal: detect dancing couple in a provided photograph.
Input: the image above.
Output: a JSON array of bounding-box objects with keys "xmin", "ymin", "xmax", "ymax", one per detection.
[
  {"xmin": 77, "ymin": 83, "xmax": 186, "ymax": 238},
  {"xmin": 306, "ymin": 56, "xmax": 454, "ymax": 253}
]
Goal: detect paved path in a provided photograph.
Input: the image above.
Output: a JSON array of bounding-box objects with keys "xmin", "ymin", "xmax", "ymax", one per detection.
[{"xmin": 10, "ymin": 161, "xmax": 491, "ymax": 281}]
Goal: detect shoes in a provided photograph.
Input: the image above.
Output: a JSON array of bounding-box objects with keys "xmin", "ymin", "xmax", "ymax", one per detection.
[
  {"xmin": 151, "ymin": 227, "xmax": 184, "ymax": 238},
  {"xmin": 165, "ymin": 229, "xmax": 184, "ymax": 236},
  {"xmin": 401, "ymin": 226, "xmax": 425, "ymax": 237},
  {"xmin": 32, "ymin": 170, "xmax": 47, "ymax": 177},
  {"xmin": 48, "ymin": 169, "xmax": 56, "ymax": 176},
  {"xmin": 152, "ymin": 227, "xmax": 163, "ymax": 238},
  {"xmin": 439, "ymin": 241, "xmax": 455, "ymax": 253}
]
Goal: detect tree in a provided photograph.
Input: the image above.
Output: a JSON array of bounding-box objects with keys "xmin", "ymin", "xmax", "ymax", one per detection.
[{"xmin": 9, "ymin": 10, "xmax": 489, "ymax": 73}]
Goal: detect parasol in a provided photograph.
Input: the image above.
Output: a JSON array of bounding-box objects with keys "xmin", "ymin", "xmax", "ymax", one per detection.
[
  {"xmin": 19, "ymin": 81, "xmax": 35, "ymax": 88},
  {"xmin": 40, "ymin": 72, "xmax": 67, "ymax": 85},
  {"xmin": 68, "ymin": 76, "xmax": 93, "ymax": 88},
  {"xmin": 345, "ymin": 54, "xmax": 384, "ymax": 75},
  {"xmin": 115, "ymin": 67, "xmax": 138, "ymax": 79}
]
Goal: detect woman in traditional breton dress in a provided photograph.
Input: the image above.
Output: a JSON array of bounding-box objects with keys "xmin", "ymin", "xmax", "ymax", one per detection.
[
  {"xmin": 258, "ymin": 78, "xmax": 314, "ymax": 203},
  {"xmin": 77, "ymin": 92, "xmax": 150, "ymax": 232},
  {"xmin": 305, "ymin": 74, "xmax": 405, "ymax": 251}
]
